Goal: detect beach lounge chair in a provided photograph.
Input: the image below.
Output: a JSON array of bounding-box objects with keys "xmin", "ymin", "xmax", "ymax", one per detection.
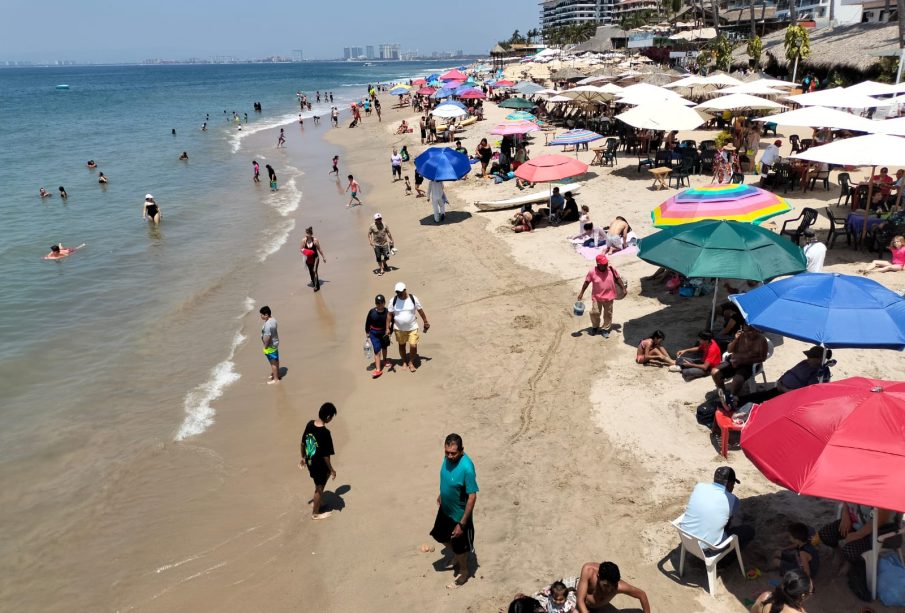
[{"xmin": 671, "ymin": 514, "xmax": 746, "ymax": 597}]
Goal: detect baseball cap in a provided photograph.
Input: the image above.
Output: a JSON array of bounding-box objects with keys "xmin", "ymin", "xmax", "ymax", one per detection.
[
  {"xmin": 774, "ymin": 139, "xmax": 782, "ymax": 146},
  {"xmin": 394, "ymin": 282, "xmax": 406, "ymax": 292},
  {"xmin": 803, "ymin": 345, "xmax": 827, "ymax": 359},
  {"xmin": 374, "ymin": 213, "xmax": 382, "ymax": 220},
  {"xmin": 595, "ymin": 254, "xmax": 609, "ymax": 266},
  {"xmin": 145, "ymin": 194, "xmax": 154, "ymax": 200},
  {"xmin": 714, "ymin": 466, "xmax": 741, "ymax": 485}
]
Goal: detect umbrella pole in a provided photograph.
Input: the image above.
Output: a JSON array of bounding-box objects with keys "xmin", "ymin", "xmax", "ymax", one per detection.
[
  {"xmin": 861, "ymin": 165, "xmax": 876, "ymax": 246},
  {"xmin": 870, "ymin": 508, "xmax": 879, "ymax": 600},
  {"xmin": 710, "ymin": 280, "xmax": 720, "ymax": 330}
]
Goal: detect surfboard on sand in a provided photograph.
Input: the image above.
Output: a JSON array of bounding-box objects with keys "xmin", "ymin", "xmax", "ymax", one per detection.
[{"xmin": 474, "ymin": 183, "xmax": 583, "ymax": 212}]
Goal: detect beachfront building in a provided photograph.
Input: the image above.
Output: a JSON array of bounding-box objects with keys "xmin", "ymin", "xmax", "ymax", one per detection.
[
  {"xmin": 378, "ymin": 44, "xmax": 401, "ymax": 60},
  {"xmin": 540, "ymin": 0, "xmax": 620, "ymax": 28},
  {"xmin": 343, "ymin": 46, "xmax": 365, "ymax": 60},
  {"xmin": 773, "ymin": 0, "xmax": 866, "ymax": 24},
  {"xmin": 611, "ymin": 0, "xmax": 659, "ymax": 21},
  {"xmin": 366, "ymin": 46, "xmax": 375, "ymax": 59}
]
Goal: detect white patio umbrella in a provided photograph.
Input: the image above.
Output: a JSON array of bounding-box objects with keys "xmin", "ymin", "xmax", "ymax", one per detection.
[
  {"xmin": 619, "ymin": 92, "xmax": 696, "ymax": 106},
  {"xmin": 597, "ymin": 83, "xmax": 625, "ymax": 95},
  {"xmin": 746, "ymin": 77, "xmax": 796, "ymax": 89},
  {"xmin": 787, "ymin": 88, "xmax": 893, "ymax": 109},
  {"xmin": 792, "ymin": 133, "xmax": 905, "ymax": 240},
  {"xmin": 558, "ymin": 85, "xmax": 617, "ymax": 105},
  {"xmin": 695, "ymin": 93, "xmax": 787, "ymax": 112},
  {"xmin": 665, "ymin": 76, "xmax": 719, "ymax": 98},
  {"xmin": 844, "ymin": 80, "xmax": 899, "ymax": 97},
  {"xmin": 716, "ymin": 83, "xmax": 787, "ymax": 96},
  {"xmin": 547, "ymin": 95, "xmax": 573, "ymax": 103},
  {"xmin": 872, "ymin": 116, "xmax": 905, "ymax": 136},
  {"xmin": 703, "ymin": 73, "xmax": 744, "ymax": 87},
  {"xmin": 754, "ymin": 106, "xmax": 877, "ymax": 132},
  {"xmin": 616, "ymin": 103, "xmax": 710, "ymax": 131},
  {"xmin": 536, "ymin": 88, "xmax": 561, "ymax": 97},
  {"xmin": 576, "ymin": 75, "xmax": 614, "ymax": 85}
]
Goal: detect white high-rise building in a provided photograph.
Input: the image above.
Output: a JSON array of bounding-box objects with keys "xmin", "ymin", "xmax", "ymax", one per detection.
[
  {"xmin": 378, "ymin": 43, "xmax": 400, "ymax": 60},
  {"xmin": 540, "ymin": 0, "xmax": 619, "ymax": 28}
]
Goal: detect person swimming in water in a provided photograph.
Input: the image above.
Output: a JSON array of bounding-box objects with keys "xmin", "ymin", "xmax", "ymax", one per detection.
[
  {"xmin": 39, "ymin": 187, "xmax": 53, "ymax": 198},
  {"xmin": 179, "ymin": 151, "xmax": 189, "ymax": 161},
  {"xmin": 142, "ymin": 194, "xmax": 161, "ymax": 224},
  {"xmin": 98, "ymin": 172, "xmax": 108, "ymax": 184},
  {"xmin": 86, "ymin": 160, "xmax": 97, "ymax": 169},
  {"xmin": 58, "ymin": 186, "xmax": 68, "ymax": 199},
  {"xmin": 44, "ymin": 243, "xmax": 83, "ymax": 260}
]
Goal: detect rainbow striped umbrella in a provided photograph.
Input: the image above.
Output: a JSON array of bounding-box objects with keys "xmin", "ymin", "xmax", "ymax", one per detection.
[{"xmin": 651, "ymin": 184, "xmax": 792, "ymax": 227}]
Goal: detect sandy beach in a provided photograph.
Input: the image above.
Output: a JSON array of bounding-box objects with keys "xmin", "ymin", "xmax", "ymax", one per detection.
[{"xmin": 89, "ymin": 84, "xmax": 905, "ymax": 613}]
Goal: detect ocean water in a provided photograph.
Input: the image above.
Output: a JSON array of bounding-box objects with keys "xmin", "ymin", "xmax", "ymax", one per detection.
[{"xmin": 0, "ymin": 60, "xmax": 445, "ymax": 605}]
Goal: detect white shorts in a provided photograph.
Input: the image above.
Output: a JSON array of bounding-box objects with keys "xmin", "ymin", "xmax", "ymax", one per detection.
[{"xmin": 606, "ymin": 234, "xmax": 624, "ymax": 250}]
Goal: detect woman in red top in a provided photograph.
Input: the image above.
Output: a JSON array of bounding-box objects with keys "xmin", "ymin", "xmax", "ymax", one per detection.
[{"xmin": 670, "ymin": 330, "xmax": 722, "ymax": 381}]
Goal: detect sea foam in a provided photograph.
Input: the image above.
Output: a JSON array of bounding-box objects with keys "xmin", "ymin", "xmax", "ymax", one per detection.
[{"xmin": 174, "ymin": 330, "xmax": 245, "ymax": 441}]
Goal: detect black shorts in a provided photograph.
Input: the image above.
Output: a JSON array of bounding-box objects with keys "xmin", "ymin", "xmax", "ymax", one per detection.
[
  {"xmin": 308, "ymin": 464, "xmax": 330, "ymax": 487},
  {"xmin": 420, "ymin": 128, "xmax": 427, "ymax": 138},
  {"xmin": 430, "ymin": 508, "xmax": 474, "ymax": 555},
  {"xmin": 374, "ymin": 245, "xmax": 390, "ymax": 263},
  {"xmin": 718, "ymin": 362, "xmax": 754, "ymax": 381}
]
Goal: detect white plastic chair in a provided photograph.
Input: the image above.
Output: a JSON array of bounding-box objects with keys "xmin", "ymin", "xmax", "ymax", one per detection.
[
  {"xmin": 745, "ymin": 337, "xmax": 774, "ymax": 394},
  {"xmin": 862, "ymin": 515, "xmax": 905, "ymax": 600},
  {"xmin": 671, "ymin": 514, "xmax": 746, "ymax": 597}
]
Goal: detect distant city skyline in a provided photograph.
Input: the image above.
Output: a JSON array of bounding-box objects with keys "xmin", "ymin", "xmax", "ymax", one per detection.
[{"xmin": 0, "ymin": 0, "xmax": 534, "ymax": 63}]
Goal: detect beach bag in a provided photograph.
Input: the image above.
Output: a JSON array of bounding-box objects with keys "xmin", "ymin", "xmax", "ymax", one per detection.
[
  {"xmin": 613, "ymin": 269, "xmax": 627, "ymax": 300},
  {"xmin": 878, "ymin": 554, "xmax": 905, "ymax": 606}
]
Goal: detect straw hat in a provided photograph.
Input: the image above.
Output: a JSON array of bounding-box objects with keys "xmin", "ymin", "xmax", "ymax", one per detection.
[{"xmin": 722, "ymin": 143, "xmax": 737, "ymax": 151}]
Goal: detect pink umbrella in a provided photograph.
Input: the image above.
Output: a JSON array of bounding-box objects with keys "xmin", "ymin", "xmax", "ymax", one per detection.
[
  {"xmin": 458, "ymin": 89, "xmax": 486, "ymax": 100},
  {"xmin": 515, "ymin": 154, "xmax": 588, "ymax": 183},
  {"xmin": 416, "ymin": 86, "xmax": 437, "ymax": 96},
  {"xmin": 495, "ymin": 80, "xmax": 516, "ymax": 88},
  {"xmin": 444, "ymin": 80, "xmax": 464, "ymax": 88},
  {"xmin": 412, "ymin": 78, "xmax": 427, "ymax": 86},
  {"xmin": 490, "ymin": 121, "xmax": 539, "ymax": 135},
  {"xmin": 441, "ymin": 69, "xmax": 467, "ymax": 81}
]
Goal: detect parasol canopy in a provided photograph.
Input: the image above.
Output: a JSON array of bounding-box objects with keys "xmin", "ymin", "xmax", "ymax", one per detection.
[
  {"xmin": 499, "ymin": 97, "xmax": 537, "ymax": 110},
  {"xmin": 441, "ymin": 69, "xmax": 467, "ymax": 81},
  {"xmin": 617, "ymin": 103, "xmax": 709, "ymax": 131},
  {"xmin": 694, "ymin": 93, "xmax": 786, "ymax": 112},
  {"xmin": 514, "ymin": 154, "xmax": 588, "ymax": 183},
  {"xmin": 754, "ymin": 106, "xmax": 876, "ymax": 132},
  {"xmin": 651, "ymin": 184, "xmax": 792, "ymax": 227},
  {"xmin": 548, "ymin": 129, "xmax": 605, "ymax": 146},
  {"xmin": 505, "ymin": 111, "xmax": 537, "ymax": 121},
  {"xmin": 490, "ymin": 121, "xmax": 540, "ymax": 136},
  {"xmin": 729, "ymin": 272, "xmax": 905, "ymax": 349},
  {"xmin": 414, "ymin": 147, "xmax": 471, "ymax": 181}
]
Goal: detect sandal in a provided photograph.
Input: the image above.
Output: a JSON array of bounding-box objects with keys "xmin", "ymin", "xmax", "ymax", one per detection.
[{"xmin": 372, "ymin": 370, "xmax": 382, "ymax": 379}]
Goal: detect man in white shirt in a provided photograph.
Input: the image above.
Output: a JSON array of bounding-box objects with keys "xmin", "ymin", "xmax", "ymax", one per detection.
[
  {"xmin": 391, "ymin": 148, "xmax": 403, "ymax": 182},
  {"xmin": 387, "ymin": 282, "xmax": 430, "ymax": 372},
  {"xmin": 802, "ymin": 230, "xmax": 827, "ymax": 273},
  {"xmin": 759, "ymin": 139, "xmax": 782, "ymax": 184},
  {"xmin": 679, "ymin": 467, "xmax": 755, "ymax": 551}
]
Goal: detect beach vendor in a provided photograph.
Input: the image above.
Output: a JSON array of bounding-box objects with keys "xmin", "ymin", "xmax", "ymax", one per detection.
[{"xmin": 576, "ymin": 254, "xmax": 626, "ymax": 340}]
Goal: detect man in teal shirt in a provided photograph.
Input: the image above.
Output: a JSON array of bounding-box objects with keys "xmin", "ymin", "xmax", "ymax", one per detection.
[{"xmin": 430, "ymin": 433, "xmax": 478, "ymax": 588}]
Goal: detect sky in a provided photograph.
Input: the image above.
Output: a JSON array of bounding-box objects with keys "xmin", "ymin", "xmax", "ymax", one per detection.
[{"xmin": 0, "ymin": 0, "xmax": 537, "ymax": 62}]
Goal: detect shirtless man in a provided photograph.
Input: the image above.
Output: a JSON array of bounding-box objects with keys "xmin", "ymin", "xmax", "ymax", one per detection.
[
  {"xmin": 44, "ymin": 243, "xmax": 83, "ymax": 260},
  {"xmin": 576, "ymin": 561, "xmax": 650, "ymax": 613},
  {"xmin": 603, "ymin": 216, "xmax": 631, "ymax": 255}
]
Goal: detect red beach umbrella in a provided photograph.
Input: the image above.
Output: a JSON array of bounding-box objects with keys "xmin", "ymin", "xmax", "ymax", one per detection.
[
  {"xmin": 741, "ymin": 376, "xmax": 905, "ymax": 511},
  {"xmin": 441, "ymin": 69, "xmax": 467, "ymax": 81},
  {"xmin": 495, "ymin": 79, "xmax": 516, "ymax": 88},
  {"xmin": 412, "ymin": 78, "xmax": 427, "ymax": 85},
  {"xmin": 514, "ymin": 154, "xmax": 588, "ymax": 183},
  {"xmin": 458, "ymin": 89, "xmax": 486, "ymax": 100},
  {"xmin": 416, "ymin": 87, "xmax": 437, "ymax": 96}
]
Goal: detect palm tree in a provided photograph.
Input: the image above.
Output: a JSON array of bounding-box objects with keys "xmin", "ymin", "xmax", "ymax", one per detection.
[{"xmin": 712, "ymin": 0, "xmax": 721, "ymax": 36}]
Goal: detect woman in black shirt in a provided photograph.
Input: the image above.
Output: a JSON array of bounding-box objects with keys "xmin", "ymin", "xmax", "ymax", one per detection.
[{"xmin": 365, "ymin": 294, "xmax": 390, "ymax": 377}]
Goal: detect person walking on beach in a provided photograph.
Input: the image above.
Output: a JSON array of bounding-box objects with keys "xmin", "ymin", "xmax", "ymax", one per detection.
[
  {"xmin": 419, "ymin": 115, "xmax": 428, "ymax": 145},
  {"xmin": 429, "ymin": 433, "xmax": 478, "ymax": 589},
  {"xmin": 576, "ymin": 254, "xmax": 626, "ymax": 339},
  {"xmin": 576, "ymin": 561, "xmax": 650, "ymax": 613},
  {"xmin": 427, "ymin": 180, "xmax": 448, "ymax": 223},
  {"xmin": 329, "ymin": 155, "xmax": 339, "ymax": 176},
  {"xmin": 277, "ymin": 128, "xmax": 286, "ymax": 148},
  {"xmin": 142, "ymin": 194, "xmax": 161, "ymax": 224},
  {"xmin": 266, "ymin": 164, "xmax": 278, "ymax": 191},
  {"xmin": 301, "ymin": 226, "xmax": 326, "ymax": 292},
  {"xmin": 368, "ymin": 213, "xmax": 394, "ymax": 276},
  {"xmin": 300, "ymin": 402, "xmax": 337, "ymax": 520},
  {"xmin": 331, "ymin": 107, "xmax": 339, "ymax": 127},
  {"xmin": 346, "ymin": 175, "xmax": 362, "ymax": 207},
  {"xmin": 259, "ymin": 305, "xmax": 280, "ymax": 384},
  {"xmin": 388, "ymin": 282, "xmax": 429, "ymax": 372},
  {"xmin": 252, "ymin": 160, "xmax": 261, "ymax": 183},
  {"xmin": 365, "ymin": 294, "xmax": 390, "ymax": 378},
  {"xmin": 391, "ymin": 148, "xmax": 403, "ymax": 182}
]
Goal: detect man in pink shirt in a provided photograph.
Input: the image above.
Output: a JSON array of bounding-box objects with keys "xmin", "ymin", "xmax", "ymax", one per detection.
[{"xmin": 577, "ymin": 254, "xmax": 626, "ymax": 339}]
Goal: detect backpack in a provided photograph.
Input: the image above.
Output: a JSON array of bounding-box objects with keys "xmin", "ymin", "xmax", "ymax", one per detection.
[{"xmin": 303, "ymin": 431, "xmax": 318, "ymax": 467}]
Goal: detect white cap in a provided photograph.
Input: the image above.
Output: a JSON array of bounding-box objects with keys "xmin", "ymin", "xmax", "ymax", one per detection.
[
  {"xmin": 394, "ymin": 282, "xmax": 406, "ymax": 292},
  {"xmin": 374, "ymin": 213, "xmax": 382, "ymax": 220},
  {"xmin": 145, "ymin": 194, "xmax": 154, "ymax": 200}
]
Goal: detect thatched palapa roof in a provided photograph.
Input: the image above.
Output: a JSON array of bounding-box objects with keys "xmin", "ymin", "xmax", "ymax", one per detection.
[
  {"xmin": 571, "ymin": 26, "xmax": 629, "ymax": 53},
  {"xmin": 732, "ymin": 21, "xmax": 898, "ymax": 72}
]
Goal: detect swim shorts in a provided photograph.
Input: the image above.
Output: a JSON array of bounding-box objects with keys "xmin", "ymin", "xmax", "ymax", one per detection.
[
  {"xmin": 394, "ymin": 329, "xmax": 420, "ymax": 346},
  {"xmin": 430, "ymin": 508, "xmax": 474, "ymax": 554},
  {"xmin": 263, "ymin": 346, "xmax": 279, "ymax": 361}
]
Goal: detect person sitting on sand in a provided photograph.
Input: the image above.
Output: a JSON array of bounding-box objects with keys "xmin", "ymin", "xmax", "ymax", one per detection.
[
  {"xmin": 560, "ymin": 192, "xmax": 579, "ymax": 223},
  {"xmin": 538, "ymin": 580, "xmax": 576, "ymax": 613},
  {"xmin": 179, "ymin": 151, "xmax": 188, "ymax": 161},
  {"xmin": 395, "ymin": 119, "xmax": 409, "ymax": 135},
  {"xmin": 570, "ymin": 222, "xmax": 606, "ymax": 248},
  {"xmin": 39, "ymin": 187, "xmax": 52, "ymax": 198},
  {"xmin": 578, "ymin": 205, "xmax": 590, "ymax": 225},
  {"xmin": 511, "ymin": 209, "xmax": 533, "ymax": 233},
  {"xmin": 860, "ymin": 235, "xmax": 905, "ymax": 274},
  {"xmin": 507, "ymin": 596, "xmax": 544, "ymax": 613},
  {"xmin": 575, "ymin": 561, "xmax": 650, "ymax": 613},
  {"xmin": 771, "ymin": 523, "xmax": 819, "ymax": 585},
  {"xmin": 776, "ymin": 346, "xmax": 830, "ymax": 393},
  {"xmin": 749, "ymin": 569, "xmax": 811, "ymax": 613},
  {"xmin": 669, "ymin": 330, "xmax": 722, "ymax": 381},
  {"xmin": 44, "ymin": 243, "xmax": 80, "ymax": 260},
  {"xmin": 714, "ymin": 302, "xmax": 745, "ymax": 348},
  {"xmin": 603, "ymin": 216, "xmax": 631, "ymax": 255},
  {"xmin": 636, "ymin": 329, "xmax": 674, "ymax": 366}
]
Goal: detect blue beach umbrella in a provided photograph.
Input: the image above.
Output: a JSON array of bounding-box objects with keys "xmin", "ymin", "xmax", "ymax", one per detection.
[
  {"xmin": 730, "ymin": 272, "xmax": 905, "ymax": 350},
  {"xmin": 437, "ymin": 100, "xmax": 467, "ymax": 111},
  {"xmin": 414, "ymin": 147, "xmax": 471, "ymax": 181},
  {"xmin": 432, "ymin": 88, "xmax": 455, "ymax": 99},
  {"xmin": 548, "ymin": 129, "xmax": 605, "ymax": 146},
  {"xmin": 506, "ymin": 111, "xmax": 537, "ymax": 121},
  {"xmin": 427, "ymin": 73, "xmax": 440, "ymax": 81},
  {"xmin": 454, "ymin": 84, "xmax": 477, "ymax": 95}
]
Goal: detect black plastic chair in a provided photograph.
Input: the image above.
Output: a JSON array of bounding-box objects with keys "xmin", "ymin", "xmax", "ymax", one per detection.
[
  {"xmin": 790, "ymin": 135, "xmax": 801, "ymax": 153},
  {"xmin": 700, "ymin": 151, "xmax": 716, "ymax": 175},
  {"xmin": 603, "ymin": 138, "xmax": 619, "ymax": 166},
  {"xmin": 637, "ymin": 149, "xmax": 654, "ymax": 173},
  {"xmin": 824, "ymin": 207, "xmax": 848, "ymax": 248},
  {"xmin": 730, "ymin": 172, "xmax": 745, "ymax": 184},
  {"xmin": 700, "ymin": 140, "xmax": 716, "ymax": 151},
  {"xmin": 680, "ymin": 139, "xmax": 697, "ymax": 149},
  {"xmin": 800, "ymin": 138, "xmax": 813, "ymax": 151},
  {"xmin": 654, "ymin": 150, "xmax": 673, "ymax": 169},
  {"xmin": 669, "ymin": 157, "xmax": 694, "ymax": 188},
  {"xmin": 761, "ymin": 122, "xmax": 778, "ymax": 137},
  {"xmin": 780, "ymin": 207, "xmax": 819, "ymax": 245},
  {"xmin": 807, "ymin": 169, "xmax": 831, "ymax": 191},
  {"xmin": 836, "ymin": 172, "xmax": 852, "ymax": 207}
]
